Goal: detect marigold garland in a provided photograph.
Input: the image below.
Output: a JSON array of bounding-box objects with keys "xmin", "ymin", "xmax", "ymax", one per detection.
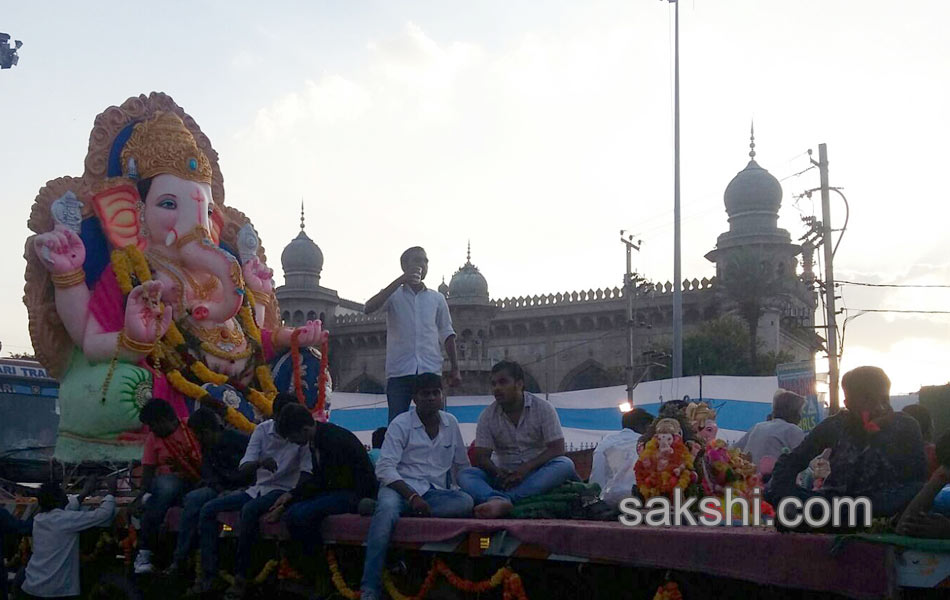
[
  {"xmin": 325, "ymin": 550, "xmax": 528, "ymax": 600},
  {"xmin": 247, "ymin": 389, "xmax": 274, "ymax": 418},
  {"xmin": 112, "ymin": 250, "xmax": 133, "ymax": 294},
  {"xmin": 635, "ymin": 437, "xmax": 697, "ymax": 499},
  {"xmin": 653, "ymin": 581, "xmax": 684, "ymax": 600},
  {"xmin": 190, "ymin": 361, "xmax": 228, "ymax": 385},
  {"xmin": 256, "ymin": 365, "xmax": 277, "ymax": 395},
  {"xmin": 127, "ymin": 246, "xmax": 151, "ymax": 283},
  {"xmin": 119, "ymin": 525, "xmax": 137, "ymax": 565},
  {"xmin": 166, "ymin": 369, "xmax": 256, "ymax": 433}
]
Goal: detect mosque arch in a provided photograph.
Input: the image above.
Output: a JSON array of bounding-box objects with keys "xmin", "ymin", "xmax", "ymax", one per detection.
[
  {"xmin": 341, "ymin": 373, "xmax": 385, "ymax": 394},
  {"xmin": 559, "ymin": 359, "xmax": 615, "ymax": 392}
]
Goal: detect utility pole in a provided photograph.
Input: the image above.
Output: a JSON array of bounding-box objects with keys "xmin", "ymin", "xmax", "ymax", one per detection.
[
  {"xmin": 663, "ymin": 0, "xmax": 683, "ymax": 378},
  {"xmin": 814, "ymin": 143, "xmax": 840, "ymax": 414},
  {"xmin": 621, "ymin": 231, "xmax": 642, "ymax": 405}
]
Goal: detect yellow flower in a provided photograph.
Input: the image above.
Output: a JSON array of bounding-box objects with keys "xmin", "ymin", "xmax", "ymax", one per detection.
[
  {"xmin": 257, "ymin": 366, "xmax": 278, "ymax": 395},
  {"xmin": 191, "ymin": 362, "xmax": 228, "ymax": 385},
  {"xmin": 112, "ymin": 250, "xmax": 133, "ymax": 294},
  {"xmin": 164, "ymin": 323, "xmax": 186, "ymax": 347},
  {"xmin": 247, "ymin": 389, "xmax": 274, "ymax": 418}
]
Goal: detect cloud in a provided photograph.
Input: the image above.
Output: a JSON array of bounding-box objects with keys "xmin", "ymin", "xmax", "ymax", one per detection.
[{"xmin": 242, "ymin": 74, "xmax": 372, "ymax": 142}]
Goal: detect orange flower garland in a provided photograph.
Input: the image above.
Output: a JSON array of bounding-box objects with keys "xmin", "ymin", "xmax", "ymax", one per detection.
[
  {"xmin": 653, "ymin": 581, "xmax": 684, "ymax": 600},
  {"xmin": 325, "ymin": 550, "xmax": 528, "ymax": 600}
]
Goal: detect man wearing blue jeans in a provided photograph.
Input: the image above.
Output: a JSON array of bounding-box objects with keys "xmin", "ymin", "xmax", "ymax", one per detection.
[
  {"xmin": 360, "ymin": 373, "xmax": 473, "ymax": 600},
  {"xmin": 166, "ymin": 407, "xmax": 250, "ymax": 575},
  {"xmin": 364, "ymin": 246, "xmax": 461, "ymax": 423},
  {"xmin": 459, "ymin": 360, "xmax": 577, "ymax": 519},
  {"xmin": 195, "ymin": 404, "xmax": 314, "ymax": 599},
  {"xmin": 264, "ymin": 417, "xmax": 378, "ymax": 558}
]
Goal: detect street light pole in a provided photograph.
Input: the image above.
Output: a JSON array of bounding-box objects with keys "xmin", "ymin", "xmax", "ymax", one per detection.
[{"xmin": 668, "ymin": 0, "xmax": 683, "ymax": 378}]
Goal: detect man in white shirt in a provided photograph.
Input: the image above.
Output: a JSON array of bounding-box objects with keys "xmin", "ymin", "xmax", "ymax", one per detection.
[
  {"xmin": 359, "ymin": 373, "xmax": 473, "ymax": 600},
  {"xmin": 734, "ymin": 389, "xmax": 807, "ymax": 477},
  {"xmin": 459, "ymin": 361, "xmax": 578, "ymax": 519},
  {"xmin": 364, "ymin": 247, "xmax": 461, "ymax": 423},
  {"xmin": 195, "ymin": 404, "xmax": 315, "ymax": 598},
  {"xmin": 589, "ymin": 408, "xmax": 654, "ymax": 508},
  {"xmin": 21, "ymin": 476, "xmax": 116, "ymax": 598}
]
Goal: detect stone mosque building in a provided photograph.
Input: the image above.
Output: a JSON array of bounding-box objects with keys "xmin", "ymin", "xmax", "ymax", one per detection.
[{"xmin": 276, "ymin": 137, "xmax": 820, "ymax": 396}]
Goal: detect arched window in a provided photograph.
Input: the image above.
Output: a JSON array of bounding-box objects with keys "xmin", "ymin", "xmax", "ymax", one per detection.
[
  {"xmin": 292, "ymin": 310, "xmax": 304, "ymax": 326},
  {"xmin": 307, "ymin": 311, "xmax": 318, "ymax": 321},
  {"xmin": 559, "ymin": 360, "xmax": 616, "ymax": 391},
  {"xmin": 341, "ymin": 374, "xmax": 385, "ymax": 394}
]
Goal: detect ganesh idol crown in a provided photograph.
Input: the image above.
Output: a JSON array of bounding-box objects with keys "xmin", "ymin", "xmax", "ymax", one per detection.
[{"xmin": 25, "ymin": 93, "xmax": 330, "ymax": 462}]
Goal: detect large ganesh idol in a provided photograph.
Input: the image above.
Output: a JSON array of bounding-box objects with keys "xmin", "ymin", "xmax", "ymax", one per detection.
[{"xmin": 24, "ymin": 93, "xmax": 329, "ymax": 462}]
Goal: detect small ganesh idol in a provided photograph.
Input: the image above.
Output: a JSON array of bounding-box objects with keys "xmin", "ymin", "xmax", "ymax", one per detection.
[
  {"xmin": 634, "ymin": 418, "xmax": 699, "ymax": 500},
  {"xmin": 686, "ymin": 402, "xmax": 719, "ymax": 444},
  {"xmin": 25, "ymin": 93, "xmax": 331, "ymax": 462},
  {"xmin": 686, "ymin": 402, "xmax": 760, "ymax": 501}
]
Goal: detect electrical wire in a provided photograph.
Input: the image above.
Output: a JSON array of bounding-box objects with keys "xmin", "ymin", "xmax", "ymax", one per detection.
[
  {"xmin": 847, "ymin": 309, "xmax": 950, "ymax": 315},
  {"xmin": 838, "ymin": 280, "xmax": 950, "ymax": 289},
  {"xmin": 829, "ymin": 188, "xmax": 849, "ymax": 259}
]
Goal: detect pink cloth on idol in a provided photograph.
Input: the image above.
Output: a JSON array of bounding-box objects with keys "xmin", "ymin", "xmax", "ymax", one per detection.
[
  {"xmin": 89, "ymin": 265, "xmax": 190, "ymax": 418},
  {"xmin": 261, "ymin": 328, "xmax": 276, "ymax": 363}
]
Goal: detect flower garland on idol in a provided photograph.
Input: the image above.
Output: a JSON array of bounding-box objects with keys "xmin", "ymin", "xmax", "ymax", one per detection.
[
  {"xmin": 110, "ymin": 243, "xmax": 276, "ymax": 433},
  {"xmin": 634, "ymin": 418, "xmax": 699, "ymax": 500},
  {"xmin": 635, "ymin": 438, "xmax": 697, "ymax": 499}
]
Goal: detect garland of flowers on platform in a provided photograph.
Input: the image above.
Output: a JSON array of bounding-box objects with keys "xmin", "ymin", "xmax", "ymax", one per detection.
[
  {"xmin": 326, "ymin": 550, "xmax": 529, "ymax": 600},
  {"xmin": 110, "ymin": 245, "xmax": 278, "ymax": 433},
  {"xmin": 653, "ymin": 581, "xmax": 684, "ymax": 600},
  {"xmin": 634, "ymin": 438, "xmax": 697, "ymax": 499}
]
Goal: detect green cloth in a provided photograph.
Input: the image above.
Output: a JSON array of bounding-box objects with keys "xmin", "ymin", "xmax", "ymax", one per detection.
[
  {"xmin": 846, "ymin": 533, "xmax": 950, "ymax": 553},
  {"xmin": 509, "ymin": 482, "xmax": 602, "ymax": 519}
]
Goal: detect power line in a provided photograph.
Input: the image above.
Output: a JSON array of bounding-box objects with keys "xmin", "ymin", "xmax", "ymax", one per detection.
[
  {"xmin": 838, "ymin": 280, "xmax": 950, "ymax": 289},
  {"xmin": 848, "ymin": 308, "xmax": 950, "ymax": 315}
]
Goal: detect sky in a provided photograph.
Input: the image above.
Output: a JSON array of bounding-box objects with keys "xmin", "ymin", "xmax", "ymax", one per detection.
[{"xmin": 1, "ymin": 0, "xmax": 949, "ymax": 394}]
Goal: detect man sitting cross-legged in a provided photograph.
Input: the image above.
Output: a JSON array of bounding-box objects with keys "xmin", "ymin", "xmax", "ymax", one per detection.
[
  {"xmin": 459, "ymin": 360, "xmax": 578, "ymax": 519},
  {"xmin": 359, "ymin": 373, "xmax": 473, "ymax": 600}
]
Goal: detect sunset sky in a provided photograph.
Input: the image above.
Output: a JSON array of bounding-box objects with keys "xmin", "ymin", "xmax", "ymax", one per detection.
[{"xmin": 2, "ymin": 0, "xmax": 949, "ymax": 394}]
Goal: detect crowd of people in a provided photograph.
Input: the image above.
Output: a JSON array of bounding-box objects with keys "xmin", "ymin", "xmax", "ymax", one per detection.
[{"xmin": 2, "ymin": 245, "xmax": 949, "ymax": 599}]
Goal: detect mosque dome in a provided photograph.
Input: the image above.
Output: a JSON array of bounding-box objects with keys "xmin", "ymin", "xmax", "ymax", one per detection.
[
  {"xmin": 280, "ymin": 203, "xmax": 323, "ymax": 287},
  {"xmin": 723, "ymin": 126, "xmax": 782, "ymax": 216},
  {"xmin": 281, "ymin": 230, "xmax": 324, "ymax": 275},
  {"xmin": 448, "ymin": 243, "xmax": 488, "ymax": 300}
]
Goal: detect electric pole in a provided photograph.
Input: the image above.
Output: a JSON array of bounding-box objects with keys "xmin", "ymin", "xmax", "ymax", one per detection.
[
  {"xmin": 668, "ymin": 0, "xmax": 683, "ymax": 378},
  {"xmin": 621, "ymin": 231, "xmax": 642, "ymax": 405},
  {"xmin": 814, "ymin": 143, "xmax": 840, "ymax": 414}
]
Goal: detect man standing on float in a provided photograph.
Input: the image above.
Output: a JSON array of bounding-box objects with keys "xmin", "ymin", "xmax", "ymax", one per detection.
[{"xmin": 364, "ymin": 246, "xmax": 461, "ymax": 422}]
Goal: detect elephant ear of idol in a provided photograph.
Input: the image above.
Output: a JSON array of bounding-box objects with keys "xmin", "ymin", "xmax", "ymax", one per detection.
[{"xmin": 23, "ymin": 92, "xmax": 278, "ymax": 378}]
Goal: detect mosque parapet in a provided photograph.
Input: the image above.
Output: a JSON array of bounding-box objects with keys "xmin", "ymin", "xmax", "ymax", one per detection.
[{"xmin": 490, "ymin": 277, "xmax": 715, "ymax": 309}]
